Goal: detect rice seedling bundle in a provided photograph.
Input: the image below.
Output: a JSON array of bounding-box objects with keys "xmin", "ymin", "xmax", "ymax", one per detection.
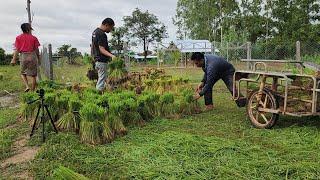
[
  {"xmin": 57, "ymin": 112, "xmax": 77, "ymax": 131},
  {"xmin": 79, "ymin": 103, "xmax": 105, "ymax": 144},
  {"xmin": 108, "ymin": 58, "xmax": 128, "ymax": 83},
  {"xmin": 97, "ymin": 93, "xmax": 110, "ymax": 108},
  {"xmin": 137, "ymin": 96, "xmax": 153, "ymax": 121},
  {"xmin": 100, "ymin": 119, "xmax": 114, "ymax": 143},
  {"xmin": 120, "ymin": 98, "xmax": 144, "ymax": 125},
  {"xmin": 20, "ymin": 92, "xmax": 38, "ymax": 121},
  {"xmin": 109, "ymin": 114, "xmax": 127, "ymax": 136},
  {"xmin": 52, "ymin": 166, "xmax": 89, "ymax": 180},
  {"xmin": 79, "ymin": 103, "xmax": 105, "ymax": 122},
  {"xmin": 159, "ymin": 93, "xmax": 176, "ymax": 117}
]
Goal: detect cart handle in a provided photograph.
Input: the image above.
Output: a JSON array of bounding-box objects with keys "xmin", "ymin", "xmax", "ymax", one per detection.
[{"xmin": 253, "ymin": 62, "xmax": 267, "ymax": 72}]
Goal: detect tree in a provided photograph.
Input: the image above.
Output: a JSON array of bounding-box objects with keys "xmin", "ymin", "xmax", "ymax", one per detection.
[
  {"xmin": 110, "ymin": 27, "xmax": 127, "ymax": 56},
  {"xmin": 57, "ymin": 44, "xmax": 82, "ymax": 64},
  {"xmin": 123, "ymin": 8, "xmax": 168, "ymax": 61},
  {"xmin": 174, "ymin": 0, "xmax": 239, "ymax": 42},
  {"xmin": 0, "ymin": 48, "xmax": 5, "ymax": 62}
]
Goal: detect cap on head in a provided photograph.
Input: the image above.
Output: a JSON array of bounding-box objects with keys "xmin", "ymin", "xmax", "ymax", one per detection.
[{"xmin": 21, "ymin": 23, "xmax": 33, "ymax": 33}]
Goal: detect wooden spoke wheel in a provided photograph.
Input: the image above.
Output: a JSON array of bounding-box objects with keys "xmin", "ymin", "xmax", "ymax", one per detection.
[{"xmin": 247, "ymin": 89, "xmax": 279, "ymax": 129}]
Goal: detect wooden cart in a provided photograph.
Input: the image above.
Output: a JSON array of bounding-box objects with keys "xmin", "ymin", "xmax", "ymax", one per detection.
[{"xmin": 233, "ymin": 60, "xmax": 320, "ymax": 129}]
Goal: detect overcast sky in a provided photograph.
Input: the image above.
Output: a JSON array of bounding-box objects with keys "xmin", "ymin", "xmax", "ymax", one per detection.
[{"xmin": 0, "ymin": 0, "xmax": 178, "ymax": 54}]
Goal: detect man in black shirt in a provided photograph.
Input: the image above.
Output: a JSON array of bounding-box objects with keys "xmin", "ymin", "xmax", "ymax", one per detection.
[
  {"xmin": 92, "ymin": 18, "xmax": 115, "ymax": 92},
  {"xmin": 192, "ymin": 52, "xmax": 246, "ymax": 110}
]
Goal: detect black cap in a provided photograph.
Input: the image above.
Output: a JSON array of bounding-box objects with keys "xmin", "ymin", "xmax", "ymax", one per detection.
[{"xmin": 21, "ymin": 23, "xmax": 33, "ymax": 33}]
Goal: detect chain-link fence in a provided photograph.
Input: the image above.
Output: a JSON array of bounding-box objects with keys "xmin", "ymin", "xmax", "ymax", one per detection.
[
  {"xmin": 212, "ymin": 41, "xmax": 248, "ymax": 62},
  {"xmin": 301, "ymin": 41, "xmax": 320, "ymax": 64},
  {"xmin": 39, "ymin": 44, "xmax": 53, "ymax": 80}
]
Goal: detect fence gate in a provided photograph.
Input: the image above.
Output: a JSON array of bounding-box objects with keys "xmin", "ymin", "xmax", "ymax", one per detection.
[{"xmin": 40, "ymin": 44, "xmax": 53, "ymax": 80}]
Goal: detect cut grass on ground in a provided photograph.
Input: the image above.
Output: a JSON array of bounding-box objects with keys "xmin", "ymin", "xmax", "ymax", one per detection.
[
  {"xmin": 1, "ymin": 64, "xmax": 320, "ymax": 179},
  {"xmin": 31, "ymin": 92, "xmax": 320, "ymax": 179}
]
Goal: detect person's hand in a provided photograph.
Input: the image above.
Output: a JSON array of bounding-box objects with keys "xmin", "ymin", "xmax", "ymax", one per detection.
[
  {"xmin": 193, "ymin": 93, "xmax": 201, "ymax": 101},
  {"xmin": 10, "ymin": 58, "xmax": 17, "ymax": 66},
  {"xmin": 111, "ymin": 55, "xmax": 117, "ymax": 61},
  {"xmin": 196, "ymin": 82, "xmax": 204, "ymax": 93}
]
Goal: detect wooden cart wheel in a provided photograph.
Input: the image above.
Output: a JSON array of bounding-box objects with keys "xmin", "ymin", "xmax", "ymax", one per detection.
[{"xmin": 247, "ymin": 89, "xmax": 279, "ymax": 129}]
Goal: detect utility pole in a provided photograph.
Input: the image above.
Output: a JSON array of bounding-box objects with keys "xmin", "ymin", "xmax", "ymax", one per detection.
[{"xmin": 27, "ymin": 0, "xmax": 32, "ymax": 25}]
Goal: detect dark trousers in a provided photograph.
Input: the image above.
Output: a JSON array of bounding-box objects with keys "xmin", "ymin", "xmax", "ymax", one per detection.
[{"xmin": 204, "ymin": 71, "xmax": 235, "ymax": 105}]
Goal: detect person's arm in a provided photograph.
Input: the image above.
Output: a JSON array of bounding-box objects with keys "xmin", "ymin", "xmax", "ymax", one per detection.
[
  {"xmin": 198, "ymin": 65, "xmax": 217, "ymax": 97},
  {"xmin": 96, "ymin": 32, "xmax": 115, "ymax": 59},
  {"xmin": 11, "ymin": 50, "xmax": 19, "ymax": 65},
  {"xmin": 35, "ymin": 48, "xmax": 41, "ymax": 64},
  {"xmin": 99, "ymin": 46, "xmax": 115, "ymax": 58}
]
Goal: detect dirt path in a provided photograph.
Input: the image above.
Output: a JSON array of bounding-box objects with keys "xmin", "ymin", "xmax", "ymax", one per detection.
[
  {"xmin": 0, "ymin": 93, "xmax": 20, "ymax": 109},
  {"xmin": 1, "ymin": 135, "xmax": 40, "ymax": 179},
  {"xmin": 1, "ymin": 92, "xmax": 39, "ymax": 179}
]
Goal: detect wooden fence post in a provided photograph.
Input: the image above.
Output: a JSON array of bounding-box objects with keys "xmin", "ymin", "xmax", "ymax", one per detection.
[
  {"xmin": 247, "ymin": 42, "xmax": 252, "ymax": 70},
  {"xmin": 48, "ymin": 44, "xmax": 53, "ymax": 80}
]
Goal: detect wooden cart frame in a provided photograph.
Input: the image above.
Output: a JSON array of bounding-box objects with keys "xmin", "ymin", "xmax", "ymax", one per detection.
[{"xmin": 233, "ymin": 60, "xmax": 320, "ymax": 128}]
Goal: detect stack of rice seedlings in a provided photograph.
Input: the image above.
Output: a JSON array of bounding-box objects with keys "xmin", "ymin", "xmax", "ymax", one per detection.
[
  {"xmin": 108, "ymin": 57, "xmax": 128, "ymax": 85},
  {"xmin": 56, "ymin": 90, "xmax": 72, "ymax": 118},
  {"xmin": 143, "ymin": 79, "xmax": 154, "ymax": 91},
  {"xmin": 79, "ymin": 103, "xmax": 105, "ymax": 144},
  {"xmin": 20, "ymin": 92, "xmax": 38, "ymax": 121},
  {"xmin": 52, "ymin": 166, "xmax": 89, "ymax": 180},
  {"xmin": 122, "ymin": 98, "xmax": 144, "ymax": 126},
  {"xmin": 42, "ymin": 92, "xmax": 59, "ymax": 122},
  {"xmin": 107, "ymin": 95, "xmax": 127, "ymax": 136},
  {"xmin": 97, "ymin": 93, "xmax": 110, "ymax": 109},
  {"xmin": 156, "ymin": 80, "xmax": 166, "ymax": 95},
  {"xmin": 180, "ymin": 89, "xmax": 200, "ymax": 115},
  {"xmin": 57, "ymin": 95, "xmax": 82, "ymax": 132},
  {"xmin": 165, "ymin": 79, "xmax": 173, "ymax": 91},
  {"xmin": 137, "ymin": 95, "xmax": 153, "ymax": 121},
  {"xmin": 142, "ymin": 91, "xmax": 160, "ymax": 117},
  {"xmin": 108, "ymin": 114, "xmax": 127, "ymax": 136},
  {"xmin": 158, "ymin": 92, "xmax": 175, "ymax": 118}
]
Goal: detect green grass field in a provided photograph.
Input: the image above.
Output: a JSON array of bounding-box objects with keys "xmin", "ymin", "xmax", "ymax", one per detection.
[{"xmin": 1, "ymin": 64, "xmax": 320, "ymax": 179}]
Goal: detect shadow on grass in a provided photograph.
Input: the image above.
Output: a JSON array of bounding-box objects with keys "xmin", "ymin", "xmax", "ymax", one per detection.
[{"xmin": 274, "ymin": 115, "xmax": 320, "ymax": 129}]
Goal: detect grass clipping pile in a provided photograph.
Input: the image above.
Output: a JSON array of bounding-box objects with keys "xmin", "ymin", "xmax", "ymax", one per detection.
[{"xmin": 19, "ymin": 59, "xmax": 201, "ymax": 145}]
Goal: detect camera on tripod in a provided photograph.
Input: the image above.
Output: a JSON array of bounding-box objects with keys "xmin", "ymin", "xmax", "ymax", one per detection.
[
  {"xmin": 36, "ymin": 88, "xmax": 45, "ymax": 98},
  {"xmin": 29, "ymin": 88, "xmax": 58, "ymax": 142}
]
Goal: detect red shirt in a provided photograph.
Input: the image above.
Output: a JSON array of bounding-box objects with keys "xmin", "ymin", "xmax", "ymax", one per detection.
[{"xmin": 14, "ymin": 33, "xmax": 40, "ymax": 53}]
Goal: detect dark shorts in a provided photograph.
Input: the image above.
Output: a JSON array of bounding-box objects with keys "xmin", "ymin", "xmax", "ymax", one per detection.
[{"xmin": 20, "ymin": 52, "xmax": 38, "ymax": 77}]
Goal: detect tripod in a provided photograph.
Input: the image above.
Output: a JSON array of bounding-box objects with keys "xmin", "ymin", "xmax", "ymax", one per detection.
[{"xmin": 29, "ymin": 91, "xmax": 58, "ymax": 142}]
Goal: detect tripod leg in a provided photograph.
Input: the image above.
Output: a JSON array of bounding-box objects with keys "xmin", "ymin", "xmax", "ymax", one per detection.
[
  {"xmin": 44, "ymin": 105, "xmax": 58, "ymax": 133},
  {"xmin": 30, "ymin": 105, "xmax": 41, "ymax": 137},
  {"xmin": 42, "ymin": 113, "xmax": 45, "ymax": 142}
]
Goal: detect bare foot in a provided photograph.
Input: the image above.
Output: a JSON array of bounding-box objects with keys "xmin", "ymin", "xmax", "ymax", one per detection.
[{"xmin": 205, "ymin": 105, "xmax": 214, "ymax": 111}]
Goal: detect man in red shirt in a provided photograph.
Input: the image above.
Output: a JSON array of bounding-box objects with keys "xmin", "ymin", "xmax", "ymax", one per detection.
[{"xmin": 11, "ymin": 23, "xmax": 41, "ymax": 92}]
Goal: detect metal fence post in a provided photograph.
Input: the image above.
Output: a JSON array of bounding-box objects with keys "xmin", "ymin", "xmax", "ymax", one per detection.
[
  {"xmin": 226, "ymin": 42, "xmax": 229, "ymax": 62},
  {"xmin": 123, "ymin": 42, "xmax": 130, "ymax": 71},
  {"xmin": 247, "ymin": 42, "xmax": 252, "ymax": 70},
  {"xmin": 296, "ymin": 41, "xmax": 302, "ymax": 74}
]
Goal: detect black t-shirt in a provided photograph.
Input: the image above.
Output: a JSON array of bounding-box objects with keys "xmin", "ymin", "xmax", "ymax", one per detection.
[{"xmin": 92, "ymin": 28, "xmax": 111, "ymax": 63}]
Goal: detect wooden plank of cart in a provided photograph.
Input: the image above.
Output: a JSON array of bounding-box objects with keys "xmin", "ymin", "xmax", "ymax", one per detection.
[{"xmin": 233, "ymin": 59, "xmax": 320, "ymax": 129}]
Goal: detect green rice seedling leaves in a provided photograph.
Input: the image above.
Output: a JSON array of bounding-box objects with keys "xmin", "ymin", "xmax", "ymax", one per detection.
[
  {"xmin": 101, "ymin": 120, "xmax": 114, "ymax": 143},
  {"xmin": 79, "ymin": 120, "xmax": 101, "ymax": 144},
  {"xmin": 79, "ymin": 103, "xmax": 105, "ymax": 122},
  {"xmin": 52, "ymin": 165, "xmax": 89, "ymax": 180},
  {"xmin": 109, "ymin": 114, "xmax": 127, "ymax": 136},
  {"xmin": 57, "ymin": 112, "xmax": 77, "ymax": 131}
]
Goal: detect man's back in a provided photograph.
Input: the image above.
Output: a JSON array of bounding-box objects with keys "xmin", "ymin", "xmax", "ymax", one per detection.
[
  {"xmin": 92, "ymin": 28, "xmax": 110, "ymax": 63},
  {"xmin": 204, "ymin": 54, "xmax": 234, "ymax": 77}
]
